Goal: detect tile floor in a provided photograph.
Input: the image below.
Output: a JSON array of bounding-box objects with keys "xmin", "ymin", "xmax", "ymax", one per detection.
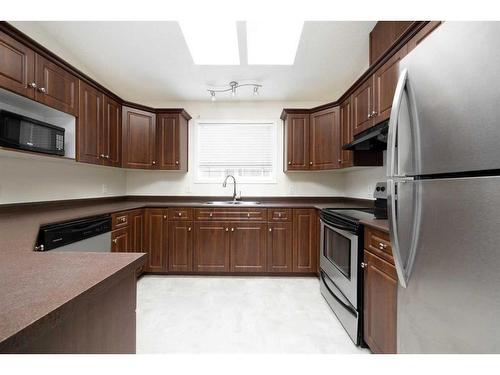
[{"xmin": 136, "ymin": 275, "xmax": 369, "ymax": 354}]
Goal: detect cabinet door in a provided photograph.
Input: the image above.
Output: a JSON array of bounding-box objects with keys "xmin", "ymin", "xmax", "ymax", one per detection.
[
  {"xmin": 157, "ymin": 114, "xmax": 181, "ymax": 170},
  {"xmin": 310, "ymin": 107, "xmax": 340, "ymax": 170},
  {"xmin": 352, "ymin": 77, "xmax": 374, "ymax": 136},
  {"xmin": 230, "ymin": 222, "xmax": 267, "ymax": 273},
  {"xmin": 103, "ymin": 95, "xmax": 121, "ymax": 167},
  {"xmin": 284, "ymin": 113, "xmax": 310, "ymax": 170},
  {"xmin": 129, "ymin": 209, "xmax": 144, "ymax": 253},
  {"xmin": 35, "ymin": 54, "xmax": 79, "ymax": 115},
  {"xmin": 111, "ymin": 227, "xmax": 129, "ymax": 253},
  {"xmin": 267, "ymin": 222, "xmax": 292, "ymax": 272},
  {"xmin": 373, "ymin": 46, "xmax": 407, "ymax": 125},
  {"xmin": 363, "ymin": 250, "xmax": 398, "ymax": 354},
  {"xmin": 0, "ymin": 30, "xmax": 35, "ymax": 98},
  {"xmin": 292, "ymin": 209, "xmax": 318, "ymax": 273},
  {"xmin": 168, "ymin": 221, "xmax": 193, "ymax": 272},
  {"xmin": 77, "ymin": 81, "xmax": 103, "ymax": 165},
  {"xmin": 339, "ymin": 99, "xmax": 353, "ymax": 168},
  {"xmin": 122, "ymin": 106, "xmax": 156, "ymax": 169},
  {"xmin": 193, "ymin": 221, "xmax": 230, "ymax": 272},
  {"xmin": 144, "ymin": 208, "xmax": 168, "ymax": 272}
]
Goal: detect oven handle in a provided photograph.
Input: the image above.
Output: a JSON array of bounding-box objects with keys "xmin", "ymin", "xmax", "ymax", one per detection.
[
  {"xmin": 320, "ymin": 271, "xmax": 357, "ymax": 317},
  {"xmin": 320, "ymin": 219, "xmax": 357, "ymax": 239}
]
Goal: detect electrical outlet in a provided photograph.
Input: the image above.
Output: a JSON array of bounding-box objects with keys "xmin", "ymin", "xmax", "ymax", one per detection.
[{"xmin": 101, "ymin": 184, "xmax": 108, "ymax": 194}]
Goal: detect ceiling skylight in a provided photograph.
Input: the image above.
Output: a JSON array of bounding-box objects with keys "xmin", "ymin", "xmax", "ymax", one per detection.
[
  {"xmin": 179, "ymin": 21, "xmax": 239, "ymax": 65},
  {"xmin": 246, "ymin": 21, "xmax": 304, "ymax": 65}
]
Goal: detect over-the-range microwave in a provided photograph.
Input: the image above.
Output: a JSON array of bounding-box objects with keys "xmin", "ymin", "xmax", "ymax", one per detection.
[{"xmin": 0, "ymin": 110, "xmax": 65, "ymax": 156}]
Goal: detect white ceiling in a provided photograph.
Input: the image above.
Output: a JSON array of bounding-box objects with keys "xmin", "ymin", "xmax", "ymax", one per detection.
[{"xmin": 11, "ymin": 21, "xmax": 376, "ymax": 105}]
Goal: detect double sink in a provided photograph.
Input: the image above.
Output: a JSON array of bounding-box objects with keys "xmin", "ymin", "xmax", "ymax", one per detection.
[{"xmin": 204, "ymin": 200, "xmax": 261, "ymax": 205}]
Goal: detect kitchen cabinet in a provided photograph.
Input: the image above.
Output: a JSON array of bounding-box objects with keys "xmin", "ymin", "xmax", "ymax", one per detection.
[
  {"xmin": 292, "ymin": 209, "xmax": 318, "ymax": 273},
  {"xmin": 102, "ymin": 95, "xmax": 121, "ymax": 167},
  {"xmin": 352, "ymin": 77, "xmax": 374, "ymax": 136},
  {"xmin": 35, "ymin": 54, "xmax": 79, "ymax": 116},
  {"xmin": 363, "ymin": 227, "xmax": 397, "ymax": 354},
  {"xmin": 144, "ymin": 208, "xmax": 168, "ymax": 272},
  {"xmin": 339, "ymin": 99, "xmax": 353, "ymax": 168},
  {"xmin": 230, "ymin": 222, "xmax": 267, "ymax": 272},
  {"xmin": 156, "ymin": 111, "xmax": 190, "ymax": 171},
  {"xmin": 122, "ymin": 106, "xmax": 156, "ymax": 169},
  {"xmin": 77, "ymin": 81, "xmax": 103, "ymax": 165},
  {"xmin": 310, "ymin": 107, "xmax": 341, "ymax": 170},
  {"xmin": 168, "ymin": 221, "xmax": 193, "ymax": 272},
  {"xmin": 283, "ymin": 112, "xmax": 310, "ymax": 171},
  {"xmin": 0, "ymin": 30, "xmax": 35, "ymax": 99},
  {"xmin": 193, "ymin": 221, "xmax": 230, "ymax": 272},
  {"xmin": 407, "ymin": 21, "xmax": 441, "ymax": 53},
  {"xmin": 370, "ymin": 21, "xmax": 413, "ymax": 65},
  {"xmin": 267, "ymin": 222, "xmax": 293, "ymax": 273},
  {"xmin": 111, "ymin": 227, "xmax": 129, "ymax": 253},
  {"xmin": 129, "ymin": 209, "xmax": 145, "ymax": 253}
]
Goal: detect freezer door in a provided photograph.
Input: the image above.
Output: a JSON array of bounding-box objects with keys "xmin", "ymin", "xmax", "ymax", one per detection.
[
  {"xmin": 389, "ymin": 22, "xmax": 500, "ymax": 177},
  {"xmin": 396, "ymin": 176, "xmax": 500, "ymax": 353}
]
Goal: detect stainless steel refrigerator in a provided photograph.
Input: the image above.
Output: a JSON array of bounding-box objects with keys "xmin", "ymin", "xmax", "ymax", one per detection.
[{"xmin": 387, "ymin": 21, "xmax": 500, "ymax": 353}]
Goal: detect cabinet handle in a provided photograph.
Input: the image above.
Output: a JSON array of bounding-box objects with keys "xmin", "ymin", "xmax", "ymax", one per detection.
[
  {"xmin": 225, "ymin": 228, "xmax": 229, "ymax": 232},
  {"xmin": 188, "ymin": 227, "xmax": 191, "ymax": 232},
  {"xmin": 367, "ymin": 111, "xmax": 371, "ymax": 119},
  {"xmin": 371, "ymin": 110, "xmax": 378, "ymax": 117},
  {"xmin": 247, "ymin": 213, "xmax": 250, "ymax": 218},
  {"xmin": 112, "ymin": 239, "xmax": 118, "ymax": 244},
  {"xmin": 38, "ymin": 87, "xmax": 46, "ymax": 93},
  {"xmin": 209, "ymin": 213, "xmax": 213, "ymax": 217},
  {"xmin": 106, "ymin": 155, "xmax": 110, "ymax": 159},
  {"xmin": 278, "ymin": 213, "xmax": 282, "ymax": 218},
  {"xmin": 309, "ymin": 161, "xmax": 313, "ymax": 165},
  {"xmin": 152, "ymin": 161, "xmax": 156, "ymax": 165},
  {"xmin": 175, "ymin": 161, "xmax": 179, "ymax": 165},
  {"xmin": 288, "ymin": 161, "xmax": 291, "ymax": 165},
  {"xmin": 100, "ymin": 154, "xmax": 105, "ymax": 158},
  {"xmin": 361, "ymin": 262, "xmax": 368, "ymax": 268},
  {"xmin": 338, "ymin": 159, "xmax": 342, "ymax": 163},
  {"xmin": 28, "ymin": 82, "xmax": 37, "ymax": 89},
  {"xmin": 163, "ymin": 215, "xmax": 167, "ymax": 219},
  {"xmin": 379, "ymin": 243, "xmax": 387, "ymax": 249},
  {"xmin": 178, "ymin": 212, "xmax": 182, "ymax": 217},
  {"xmin": 269, "ymin": 228, "xmax": 272, "ymax": 232},
  {"xmin": 231, "ymin": 228, "xmax": 234, "ymax": 232}
]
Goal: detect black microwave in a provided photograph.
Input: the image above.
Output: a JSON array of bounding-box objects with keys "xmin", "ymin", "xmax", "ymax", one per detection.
[{"xmin": 0, "ymin": 110, "xmax": 65, "ymax": 156}]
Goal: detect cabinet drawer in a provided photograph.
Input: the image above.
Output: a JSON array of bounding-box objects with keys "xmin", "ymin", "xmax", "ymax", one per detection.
[
  {"xmin": 268, "ymin": 208, "xmax": 292, "ymax": 222},
  {"xmin": 194, "ymin": 208, "xmax": 267, "ymax": 221},
  {"xmin": 168, "ymin": 208, "xmax": 193, "ymax": 221},
  {"xmin": 112, "ymin": 212, "xmax": 129, "ymax": 229},
  {"xmin": 364, "ymin": 226, "xmax": 393, "ymax": 264}
]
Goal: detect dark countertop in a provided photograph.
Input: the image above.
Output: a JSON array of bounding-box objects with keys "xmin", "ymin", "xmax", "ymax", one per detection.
[
  {"xmin": 361, "ymin": 218, "xmax": 389, "ymax": 233},
  {"xmin": 0, "ymin": 195, "xmax": 372, "ymax": 349}
]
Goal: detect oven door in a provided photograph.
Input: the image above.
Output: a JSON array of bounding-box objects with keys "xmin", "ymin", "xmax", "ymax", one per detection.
[{"xmin": 320, "ymin": 218, "xmax": 359, "ymax": 308}]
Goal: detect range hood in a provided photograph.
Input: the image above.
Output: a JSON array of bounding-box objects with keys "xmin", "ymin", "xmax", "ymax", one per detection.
[{"xmin": 343, "ymin": 121, "xmax": 388, "ymax": 151}]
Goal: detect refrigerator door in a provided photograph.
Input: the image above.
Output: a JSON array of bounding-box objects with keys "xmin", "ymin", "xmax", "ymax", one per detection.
[
  {"xmin": 389, "ymin": 22, "xmax": 500, "ymax": 177},
  {"xmin": 396, "ymin": 176, "xmax": 500, "ymax": 353}
]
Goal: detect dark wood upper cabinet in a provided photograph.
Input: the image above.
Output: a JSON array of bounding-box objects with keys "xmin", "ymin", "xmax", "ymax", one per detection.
[
  {"xmin": 111, "ymin": 227, "xmax": 129, "ymax": 253},
  {"xmin": 363, "ymin": 250, "xmax": 398, "ymax": 354},
  {"xmin": 0, "ymin": 30, "xmax": 35, "ymax": 99},
  {"xmin": 193, "ymin": 221, "xmax": 230, "ymax": 272},
  {"xmin": 370, "ymin": 21, "xmax": 413, "ymax": 65},
  {"xmin": 267, "ymin": 222, "xmax": 293, "ymax": 273},
  {"xmin": 310, "ymin": 107, "xmax": 340, "ymax": 170},
  {"xmin": 102, "ymin": 95, "xmax": 121, "ymax": 167},
  {"xmin": 168, "ymin": 221, "xmax": 193, "ymax": 272},
  {"xmin": 339, "ymin": 99, "xmax": 353, "ymax": 168},
  {"xmin": 144, "ymin": 208, "xmax": 168, "ymax": 272},
  {"xmin": 35, "ymin": 54, "xmax": 79, "ymax": 116},
  {"xmin": 407, "ymin": 21, "xmax": 441, "ymax": 53},
  {"xmin": 156, "ymin": 111, "xmax": 190, "ymax": 171},
  {"xmin": 230, "ymin": 222, "xmax": 267, "ymax": 273},
  {"xmin": 283, "ymin": 112, "xmax": 310, "ymax": 171},
  {"xmin": 77, "ymin": 81, "xmax": 103, "ymax": 165},
  {"xmin": 372, "ymin": 45, "xmax": 407, "ymax": 125},
  {"xmin": 122, "ymin": 106, "xmax": 156, "ymax": 169},
  {"xmin": 352, "ymin": 77, "xmax": 374, "ymax": 136},
  {"xmin": 292, "ymin": 209, "xmax": 318, "ymax": 273}
]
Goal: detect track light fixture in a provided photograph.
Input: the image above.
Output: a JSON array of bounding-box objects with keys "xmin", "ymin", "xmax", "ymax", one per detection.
[{"xmin": 207, "ymin": 81, "xmax": 262, "ymax": 101}]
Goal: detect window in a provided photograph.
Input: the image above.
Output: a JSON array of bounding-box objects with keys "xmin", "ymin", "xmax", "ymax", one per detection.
[{"xmin": 195, "ymin": 120, "xmax": 277, "ymax": 183}]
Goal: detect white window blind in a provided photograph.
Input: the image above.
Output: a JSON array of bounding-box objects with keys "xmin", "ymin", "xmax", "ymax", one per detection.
[{"xmin": 196, "ymin": 121, "xmax": 276, "ymax": 182}]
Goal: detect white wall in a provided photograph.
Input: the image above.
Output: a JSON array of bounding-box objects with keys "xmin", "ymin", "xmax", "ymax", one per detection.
[
  {"xmin": 126, "ymin": 101, "xmax": 348, "ymax": 197},
  {"xmin": 343, "ymin": 167, "xmax": 386, "ymax": 200}
]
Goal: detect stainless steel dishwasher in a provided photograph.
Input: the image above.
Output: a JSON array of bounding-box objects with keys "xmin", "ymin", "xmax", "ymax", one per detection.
[{"xmin": 35, "ymin": 215, "xmax": 112, "ymax": 252}]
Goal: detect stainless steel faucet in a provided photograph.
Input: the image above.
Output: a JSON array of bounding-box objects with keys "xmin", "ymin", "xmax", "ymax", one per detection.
[{"xmin": 222, "ymin": 175, "xmax": 238, "ymax": 202}]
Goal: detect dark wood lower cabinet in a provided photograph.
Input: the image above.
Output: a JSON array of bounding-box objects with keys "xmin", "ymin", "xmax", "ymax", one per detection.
[
  {"xmin": 267, "ymin": 222, "xmax": 293, "ymax": 272},
  {"xmin": 193, "ymin": 221, "xmax": 230, "ymax": 272},
  {"xmin": 230, "ymin": 222, "xmax": 267, "ymax": 273},
  {"xmin": 363, "ymin": 250, "xmax": 398, "ymax": 354},
  {"xmin": 168, "ymin": 221, "xmax": 193, "ymax": 272},
  {"xmin": 144, "ymin": 208, "xmax": 168, "ymax": 272},
  {"xmin": 292, "ymin": 209, "xmax": 318, "ymax": 273},
  {"xmin": 111, "ymin": 227, "xmax": 129, "ymax": 253}
]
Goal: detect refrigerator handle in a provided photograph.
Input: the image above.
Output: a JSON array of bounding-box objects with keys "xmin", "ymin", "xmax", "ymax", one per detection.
[
  {"xmin": 386, "ymin": 68, "xmax": 408, "ymax": 178},
  {"xmin": 387, "ymin": 179, "xmax": 422, "ymax": 288}
]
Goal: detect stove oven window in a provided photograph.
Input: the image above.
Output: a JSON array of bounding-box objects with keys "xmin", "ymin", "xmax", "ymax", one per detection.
[{"xmin": 324, "ymin": 226, "xmax": 351, "ymax": 279}]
